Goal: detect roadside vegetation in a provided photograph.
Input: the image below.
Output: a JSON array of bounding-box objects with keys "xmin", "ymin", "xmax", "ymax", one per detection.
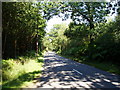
[
  {"xmin": 2, "ymin": 51, "xmax": 44, "ymax": 88},
  {"xmin": 43, "ymin": 2, "xmax": 120, "ymax": 75},
  {"xmin": 59, "ymin": 16, "xmax": 120, "ymax": 75},
  {"xmin": 2, "ymin": 1, "xmax": 120, "ymax": 88},
  {"xmin": 63, "ymin": 55, "xmax": 120, "ymax": 75},
  {"xmin": 2, "ymin": 2, "xmax": 46, "ymax": 88}
]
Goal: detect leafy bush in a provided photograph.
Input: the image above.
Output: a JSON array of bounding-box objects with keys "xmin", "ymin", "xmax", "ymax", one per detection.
[
  {"xmin": 2, "ymin": 56, "xmax": 43, "ymax": 88},
  {"xmin": 2, "ymin": 59, "xmax": 25, "ymax": 81},
  {"xmin": 87, "ymin": 18, "xmax": 120, "ymax": 64}
]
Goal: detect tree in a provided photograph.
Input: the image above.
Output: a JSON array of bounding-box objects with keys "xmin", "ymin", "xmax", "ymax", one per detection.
[
  {"xmin": 2, "ymin": 2, "xmax": 46, "ymax": 58},
  {"xmin": 39, "ymin": 2, "xmax": 112, "ymax": 43},
  {"xmin": 43, "ymin": 23, "xmax": 68, "ymax": 53}
]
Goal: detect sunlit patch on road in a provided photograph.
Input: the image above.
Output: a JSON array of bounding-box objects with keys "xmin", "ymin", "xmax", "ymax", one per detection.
[{"xmin": 37, "ymin": 52, "xmax": 120, "ymax": 88}]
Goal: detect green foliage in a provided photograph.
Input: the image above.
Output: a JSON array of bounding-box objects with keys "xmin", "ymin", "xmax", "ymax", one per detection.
[
  {"xmin": 62, "ymin": 14, "xmax": 120, "ymax": 65},
  {"xmin": 3, "ymin": 59, "xmax": 25, "ymax": 81},
  {"xmin": 40, "ymin": 2, "xmax": 111, "ymax": 23},
  {"xmin": 2, "ymin": 54, "xmax": 43, "ymax": 88},
  {"xmin": 83, "ymin": 60, "xmax": 120, "ymax": 75},
  {"xmin": 89, "ymin": 16, "xmax": 120, "ymax": 63},
  {"xmin": 2, "ymin": 2, "xmax": 46, "ymax": 59},
  {"xmin": 39, "ymin": 1, "xmax": 117, "ymax": 45},
  {"xmin": 26, "ymin": 50, "xmax": 37, "ymax": 58},
  {"xmin": 43, "ymin": 23, "xmax": 68, "ymax": 52},
  {"xmin": 39, "ymin": 1, "xmax": 120, "ymax": 74}
]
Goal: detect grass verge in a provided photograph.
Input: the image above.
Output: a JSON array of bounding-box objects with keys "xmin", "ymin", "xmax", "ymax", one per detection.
[
  {"xmin": 2, "ymin": 55, "xmax": 44, "ymax": 88},
  {"xmin": 61, "ymin": 55, "xmax": 120, "ymax": 75}
]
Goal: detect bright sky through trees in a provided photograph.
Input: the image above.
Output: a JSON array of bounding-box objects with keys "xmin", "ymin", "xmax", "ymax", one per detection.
[
  {"xmin": 45, "ymin": 16, "xmax": 72, "ymax": 32},
  {"xmin": 46, "ymin": 14, "xmax": 116, "ymax": 33},
  {"xmin": 45, "ymin": 0, "xmax": 118, "ymax": 33}
]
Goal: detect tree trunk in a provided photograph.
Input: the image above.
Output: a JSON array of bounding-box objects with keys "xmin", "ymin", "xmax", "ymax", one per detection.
[
  {"xmin": 87, "ymin": 2, "xmax": 94, "ymax": 44},
  {"xmin": 87, "ymin": 3, "xmax": 94, "ymax": 60},
  {"xmin": 89, "ymin": 22, "xmax": 94, "ymax": 44},
  {"xmin": 14, "ymin": 40, "xmax": 17, "ymax": 58},
  {"xmin": 3, "ymin": 34, "xmax": 7, "ymax": 56},
  {"xmin": 36, "ymin": 33, "xmax": 38, "ymax": 55}
]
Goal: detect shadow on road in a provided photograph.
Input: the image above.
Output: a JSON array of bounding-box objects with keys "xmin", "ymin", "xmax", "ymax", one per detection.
[{"xmin": 37, "ymin": 52, "xmax": 120, "ymax": 88}]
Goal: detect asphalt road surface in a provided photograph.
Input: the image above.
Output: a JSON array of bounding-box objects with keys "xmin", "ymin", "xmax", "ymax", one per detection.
[{"xmin": 37, "ymin": 51, "xmax": 120, "ymax": 88}]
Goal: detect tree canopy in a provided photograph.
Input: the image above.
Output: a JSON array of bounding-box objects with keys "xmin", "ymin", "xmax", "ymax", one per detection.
[
  {"xmin": 2, "ymin": 1, "xmax": 120, "ymax": 65},
  {"xmin": 2, "ymin": 2, "xmax": 46, "ymax": 58},
  {"xmin": 43, "ymin": 1, "xmax": 120, "ymax": 65}
]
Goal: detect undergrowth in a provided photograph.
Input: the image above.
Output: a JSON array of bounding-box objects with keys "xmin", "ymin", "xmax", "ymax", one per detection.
[{"xmin": 2, "ymin": 51, "xmax": 44, "ymax": 88}]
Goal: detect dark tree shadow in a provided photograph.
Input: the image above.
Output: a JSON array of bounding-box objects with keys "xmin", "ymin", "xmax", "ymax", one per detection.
[{"xmin": 37, "ymin": 52, "xmax": 120, "ymax": 88}]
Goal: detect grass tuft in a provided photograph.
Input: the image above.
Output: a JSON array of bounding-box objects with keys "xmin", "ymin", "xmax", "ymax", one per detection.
[{"xmin": 2, "ymin": 55, "xmax": 44, "ymax": 88}]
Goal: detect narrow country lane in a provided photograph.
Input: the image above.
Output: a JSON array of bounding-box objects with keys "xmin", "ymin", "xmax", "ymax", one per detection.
[{"xmin": 37, "ymin": 51, "xmax": 120, "ymax": 88}]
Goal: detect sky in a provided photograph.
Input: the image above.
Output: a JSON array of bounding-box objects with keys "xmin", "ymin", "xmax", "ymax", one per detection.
[
  {"xmin": 45, "ymin": 0, "xmax": 118, "ymax": 33},
  {"xmin": 45, "ymin": 16, "xmax": 72, "ymax": 33},
  {"xmin": 45, "ymin": 13, "xmax": 116, "ymax": 33}
]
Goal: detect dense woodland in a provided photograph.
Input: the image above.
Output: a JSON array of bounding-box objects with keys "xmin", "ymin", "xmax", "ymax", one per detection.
[
  {"xmin": 2, "ymin": 2, "xmax": 46, "ymax": 59},
  {"xmin": 2, "ymin": 1, "xmax": 120, "ymax": 88},
  {"xmin": 2, "ymin": 2, "xmax": 47, "ymax": 87},
  {"xmin": 43, "ymin": 1, "xmax": 120, "ymax": 65},
  {"xmin": 3, "ymin": 2, "xmax": 120, "ymax": 62}
]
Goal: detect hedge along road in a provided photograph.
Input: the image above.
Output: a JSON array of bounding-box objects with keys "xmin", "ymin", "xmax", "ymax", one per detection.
[{"xmin": 37, "ymin": 51, "xmax": 120, "ymax": 88}]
